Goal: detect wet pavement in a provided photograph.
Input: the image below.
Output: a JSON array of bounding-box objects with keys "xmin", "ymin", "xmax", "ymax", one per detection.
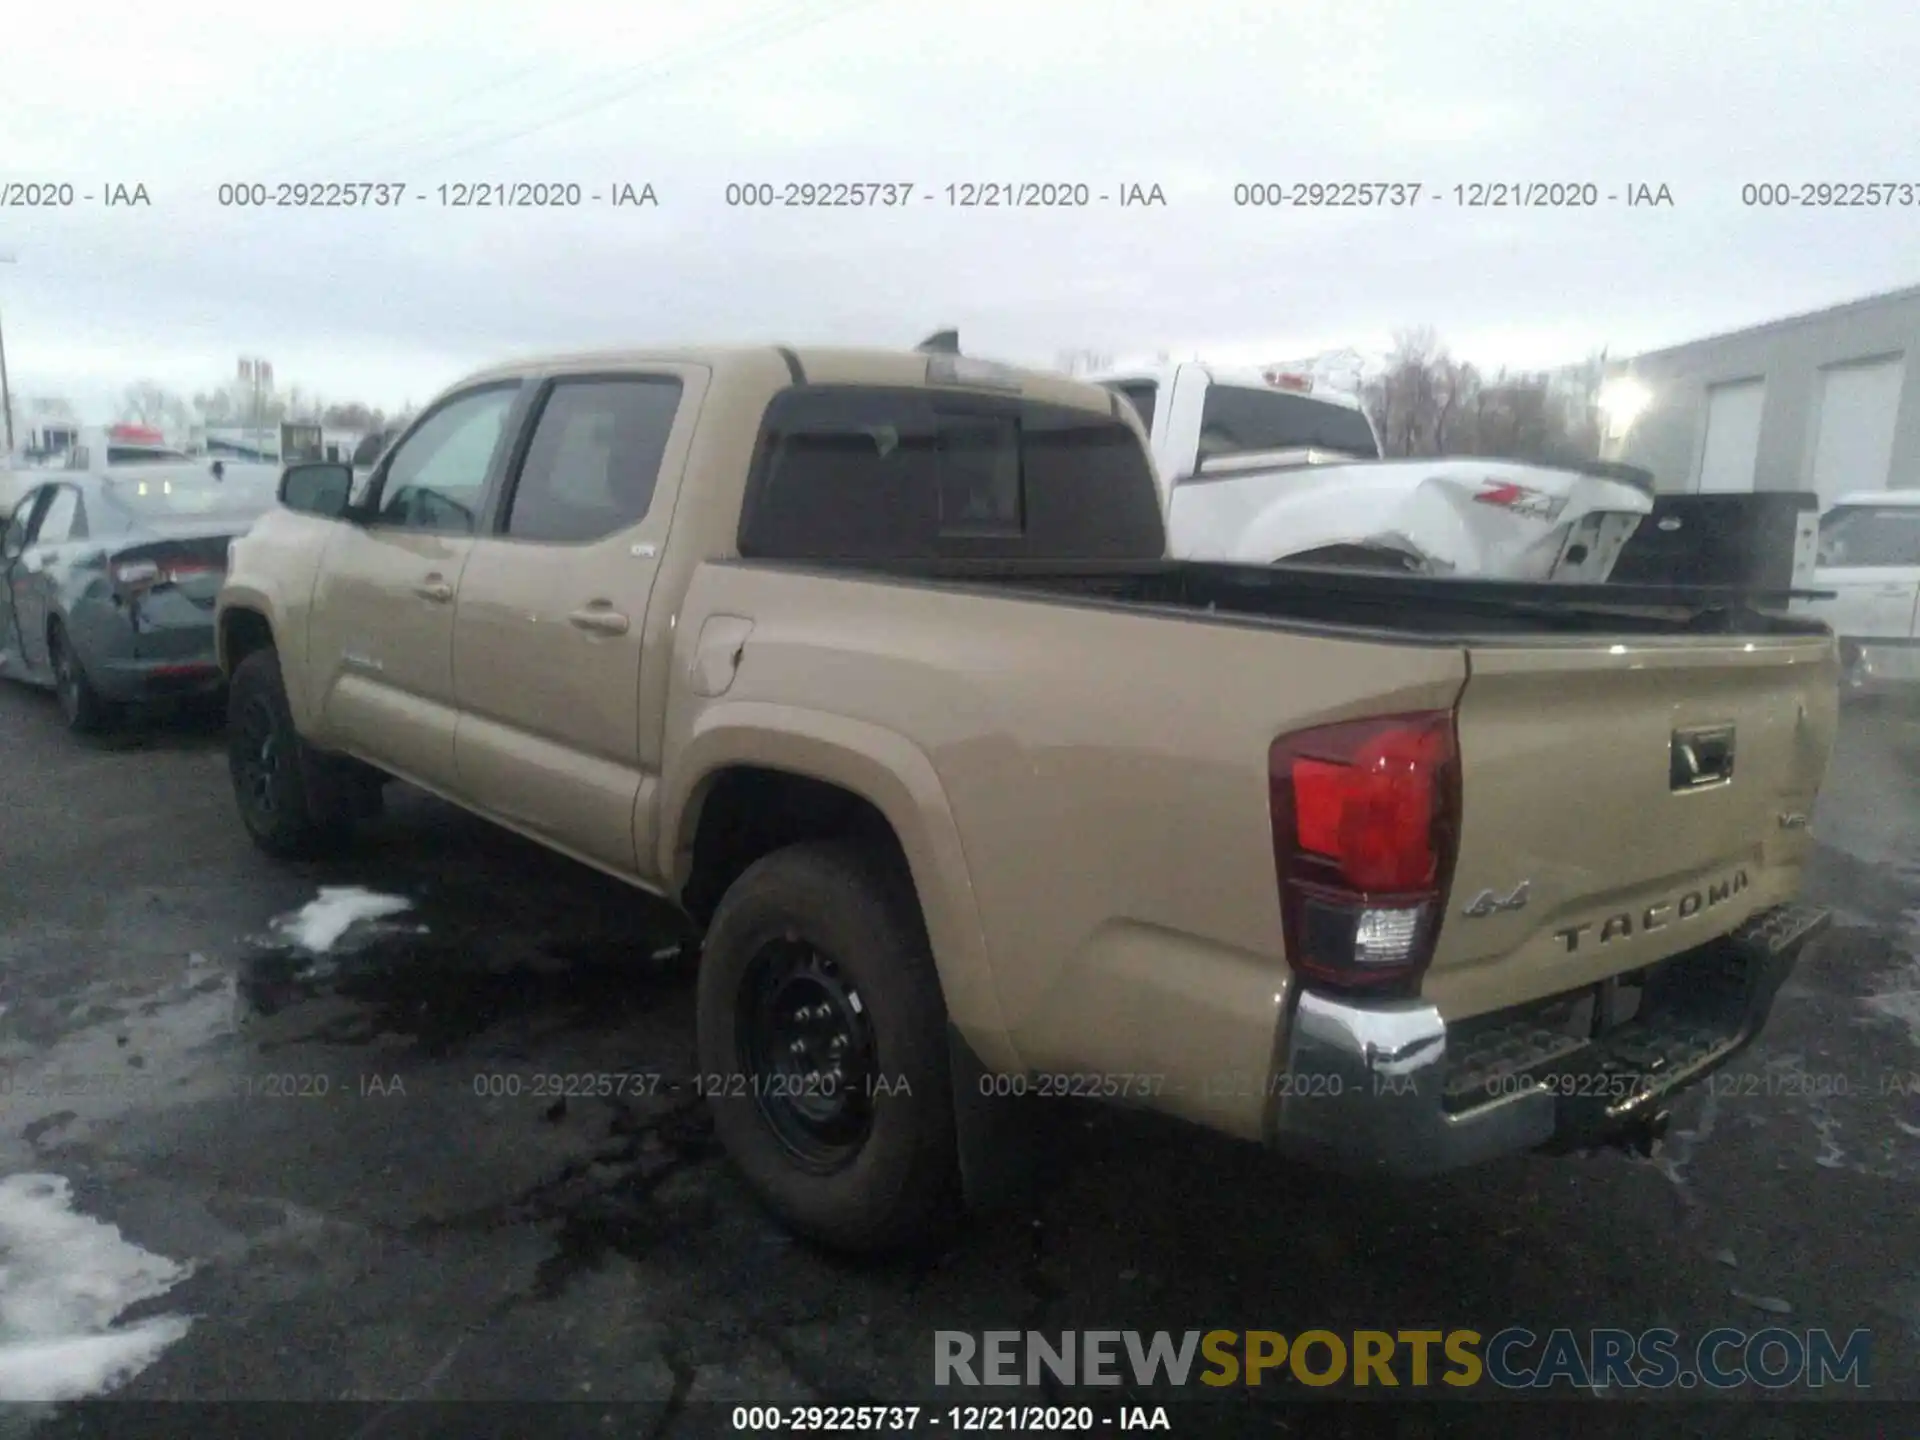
[{"xmin": 0, "ymin": 683, "xmax": 1917, "ymax": 1433}]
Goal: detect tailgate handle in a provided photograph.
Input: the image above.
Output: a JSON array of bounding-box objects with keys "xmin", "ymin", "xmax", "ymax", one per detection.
[{"xmin": 1671, "ymin": 725, "xmax": 1735, "ymax": 792}]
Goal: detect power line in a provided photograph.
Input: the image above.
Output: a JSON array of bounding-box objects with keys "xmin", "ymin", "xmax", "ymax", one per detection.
[
  {"xmin": 262, "ymin": 59, "xmax": 585, "ymax": 176},
  {"xmin": 364, "ymin": 0, "xmax": 879, "ymax": 180},
  {"xmin": 378, "ymin": 0, "xmax": 866, "ymax": 178},
  {"xmin": 258, "ymin": 0, "xmax": 815, "ymax": 177}
]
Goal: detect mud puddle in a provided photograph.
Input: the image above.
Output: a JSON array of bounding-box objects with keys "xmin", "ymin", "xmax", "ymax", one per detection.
[{"xmin": 235, "ymin": 880, "xmax": 698, "ymax": 1058}]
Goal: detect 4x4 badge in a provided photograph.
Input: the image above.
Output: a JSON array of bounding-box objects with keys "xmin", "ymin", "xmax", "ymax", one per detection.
[{"xmin": 1461, "ymin": 881, "xmax": 1530, "ymax": 918}]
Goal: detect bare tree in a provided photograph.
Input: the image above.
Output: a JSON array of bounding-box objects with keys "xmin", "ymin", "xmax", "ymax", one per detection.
[
  {"xmin": 282, "ymin": 385, "xmax": 326, "ymax": 422},
  {"xmin": 1358, "ymin": 329, "xmax": 1604, "ymax": 463},
  {"xmin": 322, "ymin": 400, "xmax": 380, "ymax": 430},
  {"xmin": 1054, "ymin": 349, "xmax": 1116, "ymax": 377},
  {"xmin": 119, "ymin": 381, "xmax": 193, "ymax": 431},
  {"xmin": 1362, "ymin": 328, "xmax": 1454, "ymax": 455},
  {"xmin": 193, "ymin": 380, "xmax": 288, "ymax": 429}
]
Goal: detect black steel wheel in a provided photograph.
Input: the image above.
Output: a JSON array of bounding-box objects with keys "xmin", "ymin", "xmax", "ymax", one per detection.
[
  {"xmin": 738, "ymin": 936, "xmax": 880, "ymax": 1170},
  {"xmin": 697, "ymin": 841, "xmax": 958, "ymax": 1252}
]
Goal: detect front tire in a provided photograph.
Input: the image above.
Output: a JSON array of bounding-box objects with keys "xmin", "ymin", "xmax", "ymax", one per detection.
[
  {"xmin": 49, "ymin": 622, "xmax": 117, "ymax": 735},
  {"xmin": 227, "ymin": 648, "xmax": 355, "ymax": 859},
  {"xmin": 697, "ymin": 841, "xmax": 958, "ymax": 1252}
]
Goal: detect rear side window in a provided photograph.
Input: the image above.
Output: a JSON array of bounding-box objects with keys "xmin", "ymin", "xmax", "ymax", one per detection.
[
  {"xmin": 505, "ymin": 378, "xmax": 683, "ymax": 543},
  {"xmin": 1819, "ymin": 506, "xmax": 1920, "ymax": 567},
  {"xmin": 739, "ymin": 387, "xmax": 1165, "ymax": 562}
]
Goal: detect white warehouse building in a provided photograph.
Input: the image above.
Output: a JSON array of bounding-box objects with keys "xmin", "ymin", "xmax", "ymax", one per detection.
[{"xmin": 1602, "ymin": 283, "xmax": 1920, "ymax": 507}]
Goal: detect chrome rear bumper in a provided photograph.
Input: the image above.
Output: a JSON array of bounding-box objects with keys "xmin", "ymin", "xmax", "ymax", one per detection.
[{"xmin": 1266, "ymin": 903, "xmax": 1831, "ymax": 1176}]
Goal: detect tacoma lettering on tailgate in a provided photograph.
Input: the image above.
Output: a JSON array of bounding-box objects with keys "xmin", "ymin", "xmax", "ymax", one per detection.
[{"xmin": 1552, "ymin": 869, "xmax": 1749, "ymax": 954}]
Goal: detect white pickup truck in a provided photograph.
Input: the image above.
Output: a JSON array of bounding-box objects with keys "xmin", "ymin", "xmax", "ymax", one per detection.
[
  {"xmin": 1091, "ymin": 362, "xmax": 1653, "ymax": 581},
  {"xmin": 1795, "ymin": 489, "xmax": 1920, "ymax": 696}
]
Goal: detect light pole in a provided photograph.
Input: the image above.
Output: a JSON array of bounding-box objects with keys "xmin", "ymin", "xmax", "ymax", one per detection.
[{"xmin": 0, "ymin": 251, "xmax": 16, "ymax": 455}]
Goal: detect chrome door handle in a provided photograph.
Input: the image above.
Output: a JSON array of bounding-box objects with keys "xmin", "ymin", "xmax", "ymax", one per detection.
[
  {"xmin": 568, "ymin": 606, "xmax": 630, "ymax": 636},
  {"xmin": 414, "ymin": 580, "xmax": 454, "ymax": 603}
]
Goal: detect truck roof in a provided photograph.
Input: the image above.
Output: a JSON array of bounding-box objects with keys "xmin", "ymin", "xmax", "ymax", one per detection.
[
  {"xmin": 1829, "ymin": 488, "xmax": 1920, "ymax": 509},
  {"xmin": 1092, "ymin": 362, "xmax": 1368, "ymax": 413},
  {"xmin": 456, "ymin": 345, "xmax": 1126, "ymax": 415}
]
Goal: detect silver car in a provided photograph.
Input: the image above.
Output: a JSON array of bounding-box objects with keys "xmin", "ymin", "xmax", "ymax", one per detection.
[{"xmin": 0, "ymin": 467, "xmax": 279, "ymax": 733}]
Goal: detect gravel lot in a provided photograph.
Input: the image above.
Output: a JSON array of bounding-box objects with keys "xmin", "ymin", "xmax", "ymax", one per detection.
[{"xmin": 0, "ymin": 682, "xmax": 1915, "ymax": 1435}]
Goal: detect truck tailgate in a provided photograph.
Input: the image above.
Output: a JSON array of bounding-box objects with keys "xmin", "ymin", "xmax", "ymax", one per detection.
[{"xmin": 1423, "ymin": 633, "xmax": 1837, "ymax": 1020}]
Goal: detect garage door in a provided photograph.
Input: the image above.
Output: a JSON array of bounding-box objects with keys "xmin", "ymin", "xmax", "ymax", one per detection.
[
  {"xmin": 1809, "ymin": 354, "xmax": 1905, "ymax": 507},
  {"xmin": 1697, "ymin": 378, "xmax": 1766, "ymax": 492}
]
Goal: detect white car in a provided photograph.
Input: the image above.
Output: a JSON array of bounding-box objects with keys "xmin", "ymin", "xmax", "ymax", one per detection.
[{"xmin": 1796, "ymin": 489, "xmax": 1920, "ymax": 696}]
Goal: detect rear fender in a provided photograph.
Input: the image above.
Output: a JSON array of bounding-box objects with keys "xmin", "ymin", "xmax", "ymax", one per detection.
[{"xmin": 661, "ymin": 701, "xmax": 1017, "ymax": 1074}]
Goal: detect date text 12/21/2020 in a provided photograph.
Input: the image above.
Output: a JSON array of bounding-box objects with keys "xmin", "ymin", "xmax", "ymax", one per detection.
[
  {"xmin": 728, "ymin": 1404, "xmax": 1173, "ymax": 1433},
  {"xmin": 211, "ymin": 182, "xmax": 659, "ymax": 208}
]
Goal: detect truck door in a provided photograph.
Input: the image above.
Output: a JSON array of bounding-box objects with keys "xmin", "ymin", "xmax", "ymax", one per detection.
[
  {"xmin": 306, "ymin": 383, "xmax": 520, "ymax": 790},
  {"xmin": 1805, "ymin": 502, "xmax": 1920, "ymax": 643},
  {"xmin": 450, "ymin": 367, "xmax": 704, "ymax": 876}
]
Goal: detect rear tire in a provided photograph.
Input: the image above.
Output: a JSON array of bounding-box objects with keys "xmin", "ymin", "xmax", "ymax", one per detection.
[
  {"xmin": 697, "ymin": 841, "xmax": 959, "ymax": 1253},
  {"xmin": 49, "ymin": 622, "xmax": 118, "ymax": 736},
  {"xmin": 227, "ymin": 648, "xmax": 356, "ymax": 859}
]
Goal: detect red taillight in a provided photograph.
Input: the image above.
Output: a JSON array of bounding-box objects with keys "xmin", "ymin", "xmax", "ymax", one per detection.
[{"xmin": 1269, "ymin": 711, "xmax": 1460, "ymax": 993}]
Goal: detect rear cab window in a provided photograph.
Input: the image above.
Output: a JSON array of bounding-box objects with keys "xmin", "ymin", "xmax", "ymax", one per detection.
[
  {"xmin": 1197, "ymin": 385, "xmax": 1380, "ymax": 460},
  {"xmin": 738, "ymin": 386, "xmax": 1165, "ymax": 562}
]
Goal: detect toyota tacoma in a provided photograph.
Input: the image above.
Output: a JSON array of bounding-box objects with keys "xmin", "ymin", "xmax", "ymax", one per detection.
[{"xmin": 216, "ymin": 341, "xmax": 1836, "ymax": 1251}]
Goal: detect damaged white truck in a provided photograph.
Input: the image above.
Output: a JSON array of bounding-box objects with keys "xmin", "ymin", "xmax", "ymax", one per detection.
[{"xmin": 1093, "ymin": 362, "xmax": 1653, "ymax": 581}]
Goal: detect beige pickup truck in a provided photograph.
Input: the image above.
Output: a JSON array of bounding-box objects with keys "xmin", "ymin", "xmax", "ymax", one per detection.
[{"xmin": 217, "ymin": 343, "xmax": 1837, "ymax": 1252}]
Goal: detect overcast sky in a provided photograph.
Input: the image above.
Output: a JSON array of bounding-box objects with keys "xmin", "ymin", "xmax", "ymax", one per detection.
[{"xmin": 5, "ymin": 0, "xmax": 1918, "ymax": 417}]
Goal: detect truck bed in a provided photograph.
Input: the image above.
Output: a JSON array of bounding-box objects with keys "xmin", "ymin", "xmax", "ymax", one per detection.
[
  {"xmin": 748, "ymin": 555, "xmax": 1834, "ymax": 641},
  {"xmin": 697, "ymin": 553, "xmax": 1835, "ymax": 1041}
]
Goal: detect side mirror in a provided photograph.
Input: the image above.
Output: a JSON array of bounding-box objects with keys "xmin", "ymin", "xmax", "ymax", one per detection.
[{"xmin": 278, "ymin": 462, "xmax": 354, "ymax": 519}]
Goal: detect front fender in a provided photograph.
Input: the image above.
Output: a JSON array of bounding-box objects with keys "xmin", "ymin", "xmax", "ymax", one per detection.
[
  {"xmin": 217, "ymin": 513, "xmax": 330, "ymax": 734},
  {"xmin": 659, "ymin": 701, "xmax": 1018, "ymax": 1073}
]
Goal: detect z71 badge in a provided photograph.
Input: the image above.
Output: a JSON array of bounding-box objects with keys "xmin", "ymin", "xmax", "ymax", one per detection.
[{"xmin": 1473, "ymin": 480, "xmax": 1569, "ymax": 523}]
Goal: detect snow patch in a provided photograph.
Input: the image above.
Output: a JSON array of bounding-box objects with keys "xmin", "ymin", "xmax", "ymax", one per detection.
[
  {"xmin": 0, "ymin": 1174, "xmax": 195, "ymax": 1401},
  {"xmin": 1866, "ymin": 933, "xmax": 1920, "ymax": 1049},
  {"xmin": 270, "ymin": 887, "xmax": 414, "ymax": 954},
  {"xmin": 1646, "ymin": 1087, "xmax": 1719, "ymax": 1208},
  {"xmin": 1810, "ymin": 1111, "xmax": 1847, "ymax": 1170}
]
